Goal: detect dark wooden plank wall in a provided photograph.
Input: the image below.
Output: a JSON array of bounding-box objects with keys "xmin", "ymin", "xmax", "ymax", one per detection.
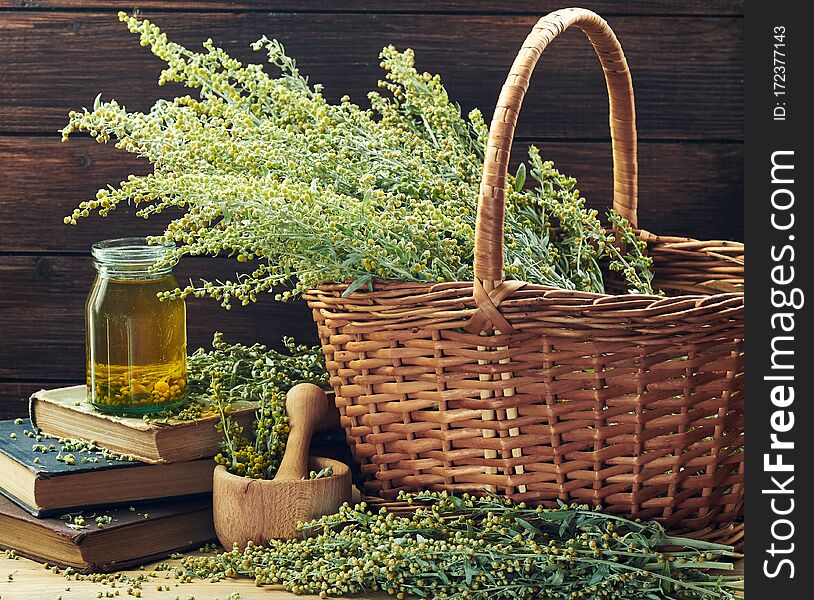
[{"xmin": 0, "ymin": 1, "xmax": 744, "ymax": 417}]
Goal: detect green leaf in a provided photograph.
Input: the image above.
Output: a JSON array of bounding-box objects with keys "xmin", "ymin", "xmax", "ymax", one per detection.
[
  {"xmin": 341, "ymin": 274, "xmax": 373, "ymax": 297},
  {"xmin": 514, "ymin": 162, "xmax": 527, "ymax": 192},
  {"xmin": 588, "ymin": 565, "xmax": 609, "ymax": 585},
  {"xmin": 515, "ymin": 518, "xmax": 540, "ymax": 535},
  {"xmin": 340, "ymin": 254, "xmax": 363, "ymax": 270},
  {"xmin": 558, "ymin": 511, "xmax": 575, "ymax": 536},
  {"xmin": 93, "ymin": 92, "xmax": 102, "ymax": 111}
]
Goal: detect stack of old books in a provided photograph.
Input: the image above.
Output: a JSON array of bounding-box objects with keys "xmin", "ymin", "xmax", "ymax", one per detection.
[{"xmin": 0, "ymin": 385, "xmax": 255, "ymax": 572}]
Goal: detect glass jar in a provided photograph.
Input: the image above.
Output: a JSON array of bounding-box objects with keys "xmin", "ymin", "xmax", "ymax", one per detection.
[{"xmin": 85, "ymin": 238, "xmax": 188, "ymax": 415}]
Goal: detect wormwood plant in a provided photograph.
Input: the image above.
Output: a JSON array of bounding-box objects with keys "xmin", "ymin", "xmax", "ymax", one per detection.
[
  {"xmin": 61, "ymin": 13, "xmax": 654, "ymax": 306},
  {"xmin": 180, "ymin": 491, "xmax": 739, "ymax": 600},
  {"xmin": 187, "ymin": 333, "xmax": 328, "ymax": 479}
]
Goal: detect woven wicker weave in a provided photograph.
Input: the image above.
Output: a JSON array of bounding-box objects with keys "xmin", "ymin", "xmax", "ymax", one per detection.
[{"xmin": 304, "ymin": 7, "xmax": 744, "ymax": 537}]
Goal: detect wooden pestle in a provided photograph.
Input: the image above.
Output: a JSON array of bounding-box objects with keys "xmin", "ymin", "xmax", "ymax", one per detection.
[{"xmin": 274, "ymin": 382, "xmax": 329, "ymax": 482}]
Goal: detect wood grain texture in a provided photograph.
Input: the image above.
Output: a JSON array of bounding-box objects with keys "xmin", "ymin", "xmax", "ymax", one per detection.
[
  {"xmin": 275, "ymin": 384, "xmax": 330, "ymax": 482},
  {"xmin": 213, "ymin": 458, "xmax": 352, "ymax": 547},
  {"xmin": 0, "ymin": 1, "xmax": 745, "ymax": 15},
  {"xmin": 0, "ymin": 255, "xmax": 320, "ymax": 381},
  {"xmin": 0, "ymin": 137, "xmax": 744, "ymax": 253},
  {"xmin": 0, "ymin": 551, "xmax": 363, "ymax": 599},
  {"xmin": 0, "ymin": 383, "xmax": 72, "ymax": 418},
  {"xmin": 0, "ymin": 12, "xmax": 743, "ymax": 138}
]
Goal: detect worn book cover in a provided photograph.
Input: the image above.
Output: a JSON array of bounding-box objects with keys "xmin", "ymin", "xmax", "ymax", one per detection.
[
  {"xmin": 0, "ymin": 419, "xmax": 213, "ymax": 516},
  {"xmin": 29, "ymin": 385, "xmax": 256, "ymax": 463},
  {"xmin": 0, "ymin": 495, "xmax": 215, "ymax": 573}
]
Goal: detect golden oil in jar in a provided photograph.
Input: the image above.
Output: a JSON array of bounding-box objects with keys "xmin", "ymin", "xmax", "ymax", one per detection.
[{"xmin": 86, "ymin": 238, "xmax": 188, "ymax": 415}]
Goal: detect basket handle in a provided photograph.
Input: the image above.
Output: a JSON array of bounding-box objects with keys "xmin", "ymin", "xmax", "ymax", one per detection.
[{"xmin": 474, "ymin": 7, "xmax": 638, "ymax": 287}]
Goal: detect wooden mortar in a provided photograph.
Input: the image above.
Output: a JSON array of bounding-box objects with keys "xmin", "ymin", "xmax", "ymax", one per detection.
[{"xmin": 213, "ymin": 383, "xmax": 352, "ymax": 548}]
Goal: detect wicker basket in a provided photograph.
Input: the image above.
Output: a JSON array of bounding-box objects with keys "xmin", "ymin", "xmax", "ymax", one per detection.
[{"xmin": 304, "ymin": 7, "xmax": 744, "ymax": 540}]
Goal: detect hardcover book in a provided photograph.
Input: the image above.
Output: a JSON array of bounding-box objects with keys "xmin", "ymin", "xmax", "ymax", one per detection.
[
  {"xmin": 29, "ymin": 385, "xmax": 256, "ymax": 463},
  {"xmin": 0, "ymin": 495, "xmax": 215, "ymax": 573},
  {"xmin": 0, "ymin": 419, "xmax": 213, "ymax": 516}
]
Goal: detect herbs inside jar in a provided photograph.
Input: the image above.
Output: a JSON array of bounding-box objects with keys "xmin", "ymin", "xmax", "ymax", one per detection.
[
  {"xmin": 86, "ymin": 238, "xmax": 188, "ymax": 415},
  {"xmin": 62, "ymin": 13, "xmax": 655, "ymax": 308}
]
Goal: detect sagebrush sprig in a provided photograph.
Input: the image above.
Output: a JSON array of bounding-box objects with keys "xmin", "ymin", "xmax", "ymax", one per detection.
[
  {"xmin": 180, "ymin": 491, "xmax": 739, "ymax": 600},
  {"xmin": 188, "ymin": 332, "xmax": 328, "ymax": 479},
  {"xmin": 62, "ymin": 13, "xmax": 654, "ymax": 306}
]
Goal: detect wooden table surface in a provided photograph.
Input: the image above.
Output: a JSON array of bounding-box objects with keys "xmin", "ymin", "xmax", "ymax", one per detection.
[
  {"xmin": 0, "ymin": 552, "xmax": 329, "ymax": 600},
  {"xmin": 0, "ymin": 553, "xmax": 744, "ymax": 600}
]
